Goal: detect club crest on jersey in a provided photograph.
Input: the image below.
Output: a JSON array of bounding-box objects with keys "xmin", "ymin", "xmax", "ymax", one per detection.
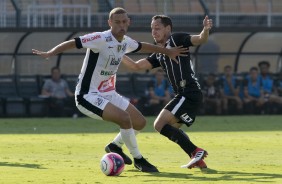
[
  {"xmin": 117, "ymin": 43, "xmax": 127, "ymax": 52},
  {"xmin": 180, "ymin": 80, "xmax": 186, "ymax": 87},
  {"xmin": 180, "ymin": 113, "xmax": 193, "ymax": 124}
]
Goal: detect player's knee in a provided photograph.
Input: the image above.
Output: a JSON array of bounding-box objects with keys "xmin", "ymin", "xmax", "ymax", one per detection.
[
  {"xmin": 133, "ymin": 117, "xmax": 146, "ymax": 130},
  {"xmin": 118, "ymin": 111, "xmax": 132, "ymax": 129},
  {"xmin": 153, "ymin": 121, "xmax": 164, "ymax": 132}
]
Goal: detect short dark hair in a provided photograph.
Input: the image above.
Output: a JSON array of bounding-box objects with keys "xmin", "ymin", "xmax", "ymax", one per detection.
[
  {"xmin": 250, "ymin": 67, "xmax": 258, "ymax": 72},
  {"xmin": 258, "ymin": 60, "xmax": 270, "ymax": 68},
  {"xmin": 152, "ymin": 15, "xmax": 173, "ymax": 31},
  {"xmin": 109, "ymin": 7, "xmax": 127, "ymax": 19}
]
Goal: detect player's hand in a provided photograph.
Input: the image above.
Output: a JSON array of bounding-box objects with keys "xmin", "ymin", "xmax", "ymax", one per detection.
[
  {"xmin": 167, "ymin": 46, "xmax": 188, "ymax": 64},
  {"xmin": 32, "ymin": 49, "xmax": 52, "ymax": 60},
  {"xmin": 203, "ymin": 15, "xmax": 212, "ymax": 31}
]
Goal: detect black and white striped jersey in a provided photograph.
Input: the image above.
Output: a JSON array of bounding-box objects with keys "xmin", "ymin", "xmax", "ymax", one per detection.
[
  {"xmin": 146, "ymin": 32, "xmax": 201, "ymax": 94},
  {"xmin": 74, "ymin": 30, "xmax": 141, "ymax": 95}
]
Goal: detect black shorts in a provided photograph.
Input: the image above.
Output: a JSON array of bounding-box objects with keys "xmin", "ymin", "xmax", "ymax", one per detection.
[{"xmin": 164, "ymin": 91, "xmax": 203, "ymax": 127}]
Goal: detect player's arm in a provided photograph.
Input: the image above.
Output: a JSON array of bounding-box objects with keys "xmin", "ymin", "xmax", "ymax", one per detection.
[
  {"xmin": 32, "ymin": 40, "xmax": 76, "ymax": 59},
  {"xmin": 139, "ymin": 42, "xmax": 187, "ymax": 63},
  {"xmin": 191, "ymin": 15, "xmax": 212, "ymax": 46},
  {"xmin": 122, "ymin": 55, "xmax": 152, "ymax": 71}
]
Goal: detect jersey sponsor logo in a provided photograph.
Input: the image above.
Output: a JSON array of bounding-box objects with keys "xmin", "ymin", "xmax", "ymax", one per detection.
[
  {"xmin": 180, "ymin": 113, "xmax": 193, "ymax": 124},
  {"xmin": 98, "ymin": 75, "xmax": 115, "ymax": 92},
  {"xmin": 100, "ymin": 70, "xmax": 115, "ymax": 76},
  {"xmin": 82, "ymin": 35, "xmax": 101, "ymax": 43},
  {"xmin": 110, "ymin": 57, "xmax": 121, "ymax": 65}
]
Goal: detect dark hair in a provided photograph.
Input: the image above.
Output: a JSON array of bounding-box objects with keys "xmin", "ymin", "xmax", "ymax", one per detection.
[
  {"xmin": 152, "ymin": 15, "xmax": 173, "ymax": 31},
  {"xmin": 250, "ymin": 67, "xmax": 258, "ymax": 72},
  {"xmin": 258, "ymin": 61, "xmax": 270, "ymax": 68},
  {"xmin": 109, "ymin": 7, "xmax": 127, "ymax": 19},
  {"xmin": 224, "ymin": 65, "xmax": 232, "ymax": 70}
]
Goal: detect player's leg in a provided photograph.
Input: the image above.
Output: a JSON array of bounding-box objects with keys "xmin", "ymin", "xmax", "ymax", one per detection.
[
  {"xmin": 154, "ymin": 109, "xmax": 197, "ymax": 157},
  {"xmin": 105, "ymin": 103, "xmax": 146, "ymax": 164},
  {"xmin": 108, "ymin": 103, "xmax": 146, "ymax": 146},
  {"xmin": 154, "ymin": 94, "xmax": 207, "ymax": 169},
  {"xmin": 101, "ymin": 92, "xmax": 158, "ymax": 172},
  {"xmin": 76, "ymin": 94, "xmax": 141, "ymax": 157}
]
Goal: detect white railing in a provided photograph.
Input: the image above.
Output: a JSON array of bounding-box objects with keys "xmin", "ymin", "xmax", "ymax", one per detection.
[{"xmin": 27, "ymin": 4, "xmax": 91, "ymax": 28}]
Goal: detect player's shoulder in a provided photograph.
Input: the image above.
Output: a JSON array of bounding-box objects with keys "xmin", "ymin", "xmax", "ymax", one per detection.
[
  {"xmin": 170, "ymin": 32, "xmax": 191, "ymax": 45},
  {"xmin": 123, "ymin": 34, "xmax": 136, "ymax": 42},
  {"xmin": 82, "ymin": 30, "xmax": 110, "ymax": 40},
  {"xmin": 171, "ymin": 32, "xmax": 191, "ymax": 39}
]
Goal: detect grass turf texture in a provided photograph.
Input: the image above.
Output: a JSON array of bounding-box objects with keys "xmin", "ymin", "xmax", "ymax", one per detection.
[{"xmin": 0, "ymin": 116, "xmax": 282, "ymax": 184}]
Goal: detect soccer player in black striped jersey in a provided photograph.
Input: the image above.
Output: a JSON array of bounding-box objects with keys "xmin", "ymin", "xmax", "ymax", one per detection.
[
  {"xmin": 122, "ymin": 15, "xmax": 213, "ymax": 169},
  {"xmin": 32, "ymin": 8, "xmax": 187, "ymax": 173}
]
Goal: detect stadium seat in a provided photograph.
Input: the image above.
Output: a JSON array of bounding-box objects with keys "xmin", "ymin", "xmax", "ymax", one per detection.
[
  {"xmin": 132, "ymin": 73, "xmax": 154, "ymax": 98},
  {"xmin": 0, "ymin": 75, "xmax": 27, "ymax": 117},
  {"xmin": 17, "ymin": 75, "xmax": 41, "ymax": 97},
  {"xmin": 63, "ymin": 74, "xmax": 78, "ymax": 93},
  {"xmin": 0, "ymin": 98, "xmax": 4, "ymax": 117},
  {"xmin": 5, "ymin": 97, "xmax": 27, "ymax": 117},
  {"xmin": 0, "ymin": 75, "xmax": 18, "ymax": 97},
  {"xmin": 139, "ymin": 0, "xmax": 157, "ymax": 13},
  {"xmin": 116, "ymin": 73, "xmax": 135, "ymax": 99},
  {"xmin": 16, "ymin": 75, "xmax": 46, "ymax": 117}
]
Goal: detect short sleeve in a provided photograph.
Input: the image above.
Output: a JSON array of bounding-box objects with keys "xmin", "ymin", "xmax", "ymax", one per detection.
[
  {"xmin": 42, "ymin": 79, "xmax": 52, "ymax": 91},
  {"xmin": 74, "ymin": 32, "xmax": 104, "ymax": 49},
  {"xmin": 171, "ymin": 33, "xmax": 193, "ymax": 47},
  {"xmin": 146, "ymin": 53, "xmax": 161, "ymax": 69},
  {"xmin": 62, "ymin": 79, "xmax": 70, "ymax": 90},
  {"xmin": 125, "ymin": 36, "xmax": 142, "ymax": 53}
]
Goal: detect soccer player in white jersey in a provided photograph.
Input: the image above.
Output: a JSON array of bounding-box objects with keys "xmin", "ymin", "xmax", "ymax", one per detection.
[{"xmin": 32, "ymin": 7, "xmax": 187, "ymax": 172}]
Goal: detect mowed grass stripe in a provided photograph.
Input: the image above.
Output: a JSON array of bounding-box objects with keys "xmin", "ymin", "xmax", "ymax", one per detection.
[{"xmin": 0, "ymin": 116, "xmax": 282, "ymax": 184}]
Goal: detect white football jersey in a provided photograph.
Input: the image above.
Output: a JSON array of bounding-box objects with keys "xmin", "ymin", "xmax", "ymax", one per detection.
[{"xmin": 74, "ymin": 30, "xmax": 141, "ymax": 95}]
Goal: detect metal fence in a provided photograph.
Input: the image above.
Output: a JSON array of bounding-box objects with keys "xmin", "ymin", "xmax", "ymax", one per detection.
[{"xmin": 1, "ymin": 0, "xmax": 282, "ymax": 28}]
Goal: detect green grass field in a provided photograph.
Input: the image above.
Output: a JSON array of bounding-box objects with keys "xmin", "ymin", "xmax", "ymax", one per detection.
[{"xmin": 0, "ymin": 116, "xmax": 282, "ymax": 184}]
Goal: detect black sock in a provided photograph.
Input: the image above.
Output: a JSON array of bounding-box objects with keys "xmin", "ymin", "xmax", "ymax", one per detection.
[{"xmin": 160, "ymin": 124, "xmax": 197, "ymax": 157}]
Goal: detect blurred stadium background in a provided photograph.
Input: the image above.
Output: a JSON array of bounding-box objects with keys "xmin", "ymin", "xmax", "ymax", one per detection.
[{"xmin": 0, "ymin": 0, "xmax": 281, "ymax": 117}]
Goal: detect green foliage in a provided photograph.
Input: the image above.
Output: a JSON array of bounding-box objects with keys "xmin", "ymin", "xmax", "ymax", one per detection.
[{"xmin": 0, "ymin": 116, "xmax": 282, "ymax": 184}]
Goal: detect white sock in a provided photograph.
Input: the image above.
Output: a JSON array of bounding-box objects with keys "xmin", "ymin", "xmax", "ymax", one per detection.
[
  {"xmin": 112, "ymin": 130, "xmax": 140, "ymax": 148},
  {"xmin": 120, "ymin": 128, "xmax": 142, "ymax": 159}
]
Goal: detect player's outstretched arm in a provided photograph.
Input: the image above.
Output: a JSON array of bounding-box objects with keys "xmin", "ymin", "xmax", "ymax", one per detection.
[
  {"xmin": 139, "ymin": 43, "xmax": 188, "ymax": 63},
  {"xmin": 122, "ymin": 55, "xmax": 152, "ymax": 71},
  {"xmin": 32, "ymin": 40, "xmax": 76, "ymax": 59},
  {"xmin": 191, "ymin": 15, "xmax": 213, "ymax": 46}
]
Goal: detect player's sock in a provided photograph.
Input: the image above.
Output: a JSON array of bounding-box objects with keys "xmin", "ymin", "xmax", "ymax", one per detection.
[
  {"xmin": 120, "ymin": 128, "xmax": 142, "ymax": 159},
  {"xmin": 112, "ymin": 130, "xmax": 140, "ymax": 148},
  {"xmin": 160, "ymin": 124, "xmax": 196, "ymax": 157}
]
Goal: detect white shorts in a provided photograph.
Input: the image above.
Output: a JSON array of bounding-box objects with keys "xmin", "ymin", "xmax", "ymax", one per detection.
[{"xmin": 75, "ymin": 90, "xmax": 129, "ymax": 120}]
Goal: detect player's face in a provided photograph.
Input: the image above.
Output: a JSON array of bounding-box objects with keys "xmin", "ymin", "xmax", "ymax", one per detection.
[
  {"xmin": 224, "ymin": 67, "xmax": 233, "ymax": 76},
  {"xmin": 108, "ymin": 13, "xmax": 130, "ymax": 41},
  {"xmin": 151, "ymin": 19, "xmax": 170, "ymax": 45},
  {"xmin": 52, "ymin": 69, "xmax": 61, "ymax": 82},
  {"xmin": 250, "ymin": 69, "xmax": 258, "ymax": 80},
  {"xmin": 259, "ymin": 64, "xmax": 269, "ymax": 74}
]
